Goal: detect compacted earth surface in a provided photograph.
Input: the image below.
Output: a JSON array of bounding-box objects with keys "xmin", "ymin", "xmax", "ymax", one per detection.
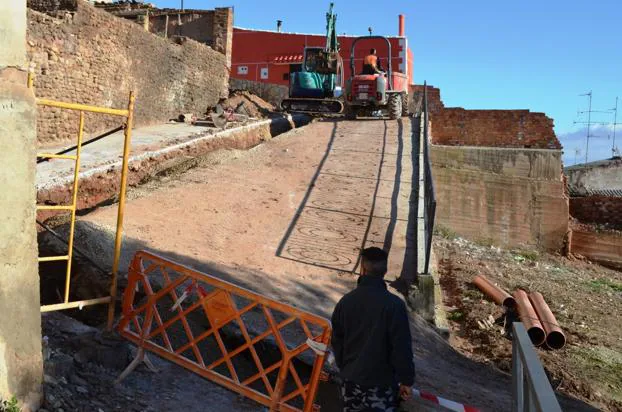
[{"xmin": 434, "ymin": 232, "xmax": 622, "ymax": 411}]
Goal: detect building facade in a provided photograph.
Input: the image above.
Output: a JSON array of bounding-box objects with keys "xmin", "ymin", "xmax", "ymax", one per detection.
[{"xmin": 230, "ymin": 16, "xmax": 414, "ymax": 90}]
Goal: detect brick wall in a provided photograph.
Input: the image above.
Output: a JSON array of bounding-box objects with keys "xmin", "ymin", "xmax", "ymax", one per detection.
[
  {"xmin": 430, "ymin": 108, "xmax": 560, "ymax": 149},
  {"xmin": 410, "ymin": 84, "xmax": 444, "ymax": 114},
  {"xmin": 570, "ymin": 196, "xmax": 622, "ymax": 229},
  {"xmin": 27, "ymin": 2, "xmax": 229, "ymax": 146}
]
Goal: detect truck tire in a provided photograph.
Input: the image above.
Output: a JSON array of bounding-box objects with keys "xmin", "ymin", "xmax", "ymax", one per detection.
[
  {"xmin": 401, "ymin": 93, "xmax": 409, "ymax": 117},
  {"xmin": 388, "ymin": 94, "xmax": 402, "ymax": 120},
  {"xmin": 344, "ymin": 104, "xmax": 357, "ymax": 120}
]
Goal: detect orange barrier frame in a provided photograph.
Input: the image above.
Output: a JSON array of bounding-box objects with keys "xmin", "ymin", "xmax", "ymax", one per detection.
[
  {"xmin": 118, "ymin": 251, "xmax": 332, "ymax": 412},
  {"xmin": 28, "ymin": 72, "xmax": 135, "ymax": 323}
]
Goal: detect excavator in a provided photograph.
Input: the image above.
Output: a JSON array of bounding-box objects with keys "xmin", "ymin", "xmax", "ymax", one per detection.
[{"xmin": 280, "ymin": 3, "xmax": 344, "ymax": 115}]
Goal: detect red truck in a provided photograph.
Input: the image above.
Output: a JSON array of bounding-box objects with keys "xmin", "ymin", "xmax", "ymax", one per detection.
[{"xmin": 344, "ymin": 36, "xmax": 409, "ymax": 120}]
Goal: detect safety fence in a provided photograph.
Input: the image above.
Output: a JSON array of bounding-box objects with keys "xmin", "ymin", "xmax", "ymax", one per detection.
[
  {"xmin": 117, "ymin": 251, "xmax": 332, "ymax": 412},
  {"xmin": 29, "ymin": 72, "xmax": 134, "ymax": 326},
  {"xmin": 512, "ymin": 322, "xmax": 562, "ymax": 412}
]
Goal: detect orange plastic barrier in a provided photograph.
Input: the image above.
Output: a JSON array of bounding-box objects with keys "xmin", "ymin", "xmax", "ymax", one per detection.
[{"xmin": 118, "ymin": 251, "xmax": 332, "ymax": 411}]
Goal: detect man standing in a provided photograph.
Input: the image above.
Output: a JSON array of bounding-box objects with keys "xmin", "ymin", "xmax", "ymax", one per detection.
[{"xmin": 331, "ymin": 247, "xmax": 415, "ymax": 411}]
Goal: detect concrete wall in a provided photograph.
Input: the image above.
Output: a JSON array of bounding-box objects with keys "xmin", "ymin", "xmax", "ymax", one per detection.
[
  {"xmin": 431, "ymin": 108, "xmax": 560, "ymax": 149},
  {"xmin": 431, "ymin": 145, "xmax": 568, "ymax": 250},
  {"xmin": 0, "ymin": 1, "xmax": 43, "ymax": 410},
  {"xmin": 230, "ymin": 78, "xmax": 289, "ymax": 106},
  {"xmin": 571, "ymin": 230, "xmax": 622, "ymax": 270},
  {"xmin": 565, "ymin": 158, "xmax": 622, "ymax": 194},
  {"xmin": 27, "ymin": 2, "xmax": 230, "ymax": 146}
]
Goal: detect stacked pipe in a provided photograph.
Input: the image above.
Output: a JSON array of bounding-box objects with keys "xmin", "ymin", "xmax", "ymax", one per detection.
[{"xmin": 472, "ymin": 275, "xmax": 566, "ymax": 349}]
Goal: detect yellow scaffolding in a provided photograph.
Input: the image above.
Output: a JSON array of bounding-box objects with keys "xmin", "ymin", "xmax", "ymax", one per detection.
[{"xmin": 29, "ymin": 72, "xmax": 135, "ymax": 329}]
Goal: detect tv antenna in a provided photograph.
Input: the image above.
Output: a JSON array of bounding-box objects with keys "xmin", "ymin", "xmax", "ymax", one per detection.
[
  {"xmin": 573, "ymin": 91, "xmax": 612, "ymax": 164},
  {"xmin": 611, "ymin": 97, "xmax": 620, "ymax": 158}
]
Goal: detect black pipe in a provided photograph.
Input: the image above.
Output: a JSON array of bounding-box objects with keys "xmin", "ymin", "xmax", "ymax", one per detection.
[{"xmin": 37, "ymin": 125, "xmax": 125, "ymax": 164}]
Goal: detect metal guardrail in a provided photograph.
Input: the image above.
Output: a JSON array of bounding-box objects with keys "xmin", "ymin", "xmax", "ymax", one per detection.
[
  {"xmin": 421, "ymin": 82, "xmax": 437, "ymax": 274},
  {"xmin": 512, "ymin": 322, "xmax": 562, "ymax": 412}
]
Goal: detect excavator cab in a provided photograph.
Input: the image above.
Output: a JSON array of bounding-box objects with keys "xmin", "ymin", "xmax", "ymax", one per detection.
[{"xmin": 280, "ymin": 3, "xmax": 344, "ymax": 115}]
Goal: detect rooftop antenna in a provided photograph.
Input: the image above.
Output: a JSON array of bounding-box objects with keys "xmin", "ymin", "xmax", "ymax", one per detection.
[
  {"xmin": 277, "ymin": 20, "xmax": 283, "ymax": 32},
  {"xmin": 612, "ymin": 97, "xmax": 620, "ymax": 158},
  {"xmin": 574, "ymin": 147, "xmax": 581, "ymax": 166},
  {"xmin": 368, "ymin": 26, "xmax": 373, "ymax": 36},
  {"xmin": 573, "ymin": 91, "xmax": 611, "ymax": 164}
]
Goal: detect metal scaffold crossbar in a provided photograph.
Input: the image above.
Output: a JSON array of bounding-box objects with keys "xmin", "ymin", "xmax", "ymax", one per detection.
[{"xmin": 29, "ymin": 71, "xmax": 135, "ymax": 325}]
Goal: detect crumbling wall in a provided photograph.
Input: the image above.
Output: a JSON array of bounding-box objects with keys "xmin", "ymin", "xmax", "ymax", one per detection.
[
  {"xmin": 431, "ymin": 145, "xmax": 568, "ymax": 250},
  {"xmin": 26, "ymin": 0, "xmax": 77, "ymax": 14},
  {"xmin": 27, "ymin": 2, "xmax": 229, "ymax": 146},
  {"xmin": 570, "ymin": 196, "xmax": 622, "ymax": 230},
  {"xmin": 431, "ymin": 109, "xmax": 560, "ymax": 149},
  {"xmin": 147, "ymin": 7, "xmax": 233, "ymax": 66},
  {"xmin": 410, "ymin": 84, "xmax": 444, "ymax": 114}
]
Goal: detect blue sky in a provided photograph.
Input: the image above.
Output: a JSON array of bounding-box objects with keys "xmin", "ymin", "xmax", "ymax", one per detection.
[{"xmin": 155, "ymin": 0, "xmax": 621, "ymax": 164}]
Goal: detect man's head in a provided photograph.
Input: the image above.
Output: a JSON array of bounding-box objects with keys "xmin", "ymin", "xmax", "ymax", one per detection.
[
  {"xmin": 360, "ymin": 247, "xmax": 388, "ymax": 277},
  {"xmin": 370, "ymin": 48, "xmax": 377, "ymax": 55}
]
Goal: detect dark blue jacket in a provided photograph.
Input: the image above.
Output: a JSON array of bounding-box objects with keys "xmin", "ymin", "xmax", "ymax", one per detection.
[{"xmin": 331, "ymin": 275, "xmax": 415, "ymax": 388}]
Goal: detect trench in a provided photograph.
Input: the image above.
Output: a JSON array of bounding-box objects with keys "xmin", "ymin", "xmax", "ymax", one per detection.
[{"xmin": 36, "ymin": 114, "xmax": 344, "ymax": 410}]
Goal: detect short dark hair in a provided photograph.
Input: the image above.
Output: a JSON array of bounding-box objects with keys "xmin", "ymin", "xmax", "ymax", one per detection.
[
  {"xmin": 370, "ymin": 48, "xmax": 376, "ymax": 54},
  {"xmin": 361, "ymin": 247, "xmax": 388, "ymax": 277}
]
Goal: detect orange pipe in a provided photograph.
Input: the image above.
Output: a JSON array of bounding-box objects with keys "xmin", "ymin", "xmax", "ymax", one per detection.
[
  {"xmin": 513, "ymin": 290, "xmax": 546, "ymax": 346},
  {"xmin": 472, "ymin": 275, "xmax": 516, "ymax": 308},
  {"xmin": 529, "ymin": 292, "xmax": 566, "ymax": 350},
  {"xmin": 398, "ymin": 15, "xmax": 405, "ymax": 37}
]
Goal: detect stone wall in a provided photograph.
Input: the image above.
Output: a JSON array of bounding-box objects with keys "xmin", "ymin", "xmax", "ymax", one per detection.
[
  {"xmin": 570, "ymin": 195, "xmax": 622, "ymax": 230},
  {"xmin": 230, "ymin": 78, "xmax": 289, "ymax": 106},
  {"xmin": 27, "ymin": 1, "xmax": 229, "ymax": 146},
  {"xmin": 0, "ymin": 0, "xmax": 43, "ymax": 409},
  {"xmin": 431, "ymin": 145, "xmax": 568, "ymax": 250},
  {"xmin": 431, "ymin": 108, "xmax": 560, "ymax": 149},
  {"xmin": 26, "ymin": 0, "xmax": 77, "ymax": 14}
]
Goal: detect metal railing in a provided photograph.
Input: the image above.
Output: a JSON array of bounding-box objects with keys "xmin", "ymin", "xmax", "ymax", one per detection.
[
  {"xmin": 420, "ymin": 82, "xmax": 437, "ymax": 274},
  {"xmin": 512, "ymin": 322, "xmax": 562, "ymax": 412}
]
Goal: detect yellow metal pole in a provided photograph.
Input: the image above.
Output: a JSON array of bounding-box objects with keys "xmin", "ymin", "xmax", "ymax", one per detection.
[
  {"xmin": 35, "ymin": 98, "xmax": 129, "ymax": 117},
  {"xmin": 27, "ymin": 71, "xmax": 34, "ymax": 89},
  {"xmin": 63, "ymin": 111, "xmax": 85, "ymax": 303},
  {"xmin": 107, "ymin": 91, "xmax": 135, "ymax": 330}
]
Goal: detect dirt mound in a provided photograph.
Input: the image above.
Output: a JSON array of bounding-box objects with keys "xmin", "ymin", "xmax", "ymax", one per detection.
[
  {"xmin": 219, "ymin": 90, "xmax": 276, "ymax": 119},
  {"xmin": 434, "ymin": 235, "xmax": 622, "ymax": 411}
]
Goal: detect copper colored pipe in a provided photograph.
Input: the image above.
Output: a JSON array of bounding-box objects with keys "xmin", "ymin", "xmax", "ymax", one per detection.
[
  {"xmin": 529, "ymin": 292, "xmax": 566, "ymax": 350},
  {"xmin": 472, "ymin": 275, "xmax": 516, "ymax": 308},
  {"xmin": 513, "ymin": 290, "xmax": 546, "ymax": 346}
]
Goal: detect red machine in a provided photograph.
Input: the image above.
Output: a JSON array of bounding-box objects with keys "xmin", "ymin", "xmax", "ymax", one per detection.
[{"xmin": 344, "ymin": 36, "xmax": 409, "ymax": 119}]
